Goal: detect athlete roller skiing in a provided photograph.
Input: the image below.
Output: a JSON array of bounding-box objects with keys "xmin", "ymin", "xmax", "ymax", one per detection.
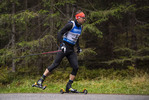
[{"xmin": 33, "ymin": 10, "xmax": 86, "ymax": 92}]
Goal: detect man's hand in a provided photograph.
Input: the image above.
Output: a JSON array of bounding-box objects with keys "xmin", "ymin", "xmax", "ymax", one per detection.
[
  {"xmin": 77, "ymin": 48, "xmax": 82, "ymax": 54},
  {"xmin": 60, "ymin": 43, "xmax": 66, "ymax": 53}
]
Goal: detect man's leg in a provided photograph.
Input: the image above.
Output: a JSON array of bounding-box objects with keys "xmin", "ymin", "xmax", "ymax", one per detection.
[
  {"xmin": 66, "ymin": 52, "xmax": 78, "ymax": 92},
  {"xmin": 37, "ymin": 52, "xmax": 65, "ymax": 85},
  {"xmin": 69, "ymin": 74, "xmax": 75, "ymax": 81},
  {"xmin": 43, "ymin": 69, "xmax": 50, "ymax": 76}
]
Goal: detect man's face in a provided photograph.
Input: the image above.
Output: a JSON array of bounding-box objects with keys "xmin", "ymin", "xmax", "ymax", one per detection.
[{"xmin": 77, "ymin": 17, "xmax": 86, "ymax": 25}]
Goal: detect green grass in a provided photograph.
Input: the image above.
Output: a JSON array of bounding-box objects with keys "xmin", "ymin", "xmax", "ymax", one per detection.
[
  {"xmin": 0, "ymin": 75, "xmax": 149, "ymax": 94},
  {"xmin": 0, "ymin": 67, "xmax": 149, "ymax": 94}
]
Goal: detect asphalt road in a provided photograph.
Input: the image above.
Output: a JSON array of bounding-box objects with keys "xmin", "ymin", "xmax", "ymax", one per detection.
[{"xmin": 0, "ymin": 93, "xmax": 149, "ymax": 100}]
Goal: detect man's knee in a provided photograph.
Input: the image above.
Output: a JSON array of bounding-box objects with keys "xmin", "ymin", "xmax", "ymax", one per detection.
[
  {"xmin": 47, "ymin": 62, "xmax": 59, "ymax": 72},
  {"xmin": 71, "ymin": 67, "xmax": 79, "ymax": 76}
]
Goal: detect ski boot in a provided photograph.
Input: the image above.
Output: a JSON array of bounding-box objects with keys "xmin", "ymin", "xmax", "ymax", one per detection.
[
  {"xmin": 66, "ymin": 82, "xmax": 77, "ymax": 93},
  {"xmin": 32, "ymin": 78, "xmax": 47, "ymax": 90}
]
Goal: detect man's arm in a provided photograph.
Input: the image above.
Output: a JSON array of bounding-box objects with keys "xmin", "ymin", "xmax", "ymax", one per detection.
[
  {"xmin": 76, "ymin": 38, "xmax": 82, "ymax": 54},
  {"xmin": 76, "ymin": 38, "xmax": 80, "ymax": 49},
  {"xmin": 57, "ymin": 22, "xmax": 73, "ymax": 44}
]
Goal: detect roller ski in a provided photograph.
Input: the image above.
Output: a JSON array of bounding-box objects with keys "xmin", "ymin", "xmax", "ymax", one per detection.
[
  {"xmin": 60, "ymin": 88, "xmax": 88, "ymax": 94},
  {"xmin": 60, "ymin": 81, "xmax": 88, "ymax": 94},
  {"xmin": 32, "ymin": 78, "xmax": 47, "ymax": 90}
]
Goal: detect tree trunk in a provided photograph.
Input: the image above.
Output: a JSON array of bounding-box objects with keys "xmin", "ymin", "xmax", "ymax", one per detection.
[
  {"xmin": 126, "ymin": 30, "xmax": 129, "ymax": 48},
  {"xmin": 37, "ymin": 0, "xmax": 43, "ymax": 74},
  {"xmin": 50, "ymin": 0, "xmax": 54, "ymax": 35},
  {"xmin": 129, "ymin": 0, "xmax": 137, "ymax": 50},
  {"xmin": 66, "ymin": 3, "xmax": 70, "ymax": 20},
  {"xmin": 12, "ymin": 2, "xmax": 16, "ymax": 72},
  {"xmin": 25, "ymin": 0, "xmax": 28, "ymax": 41}
]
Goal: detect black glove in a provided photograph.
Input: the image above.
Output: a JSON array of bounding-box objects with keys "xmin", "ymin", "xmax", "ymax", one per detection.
[
  {"xmin": 60, "ymin": 43, "xmax": 66, "ymax": 53},
  {"xmin": 77, "ymin": 47, "xmax": 82, "ymax": 54}
]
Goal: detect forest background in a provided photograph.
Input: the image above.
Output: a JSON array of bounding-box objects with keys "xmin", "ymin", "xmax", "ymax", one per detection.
[{"xmin": 0, "ymin": 0, "xmax": 149, "ymax": 94}]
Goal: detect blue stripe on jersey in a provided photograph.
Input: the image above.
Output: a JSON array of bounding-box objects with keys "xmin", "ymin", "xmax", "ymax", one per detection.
[{"xmin": 63, "ymin": 21, "xmax": 82, "ymax": 45}]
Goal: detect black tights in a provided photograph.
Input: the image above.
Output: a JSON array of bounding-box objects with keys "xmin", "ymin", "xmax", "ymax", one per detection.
[{"xmin": 47, "ymin": 50, "xmax": 78, "ymax": 76}]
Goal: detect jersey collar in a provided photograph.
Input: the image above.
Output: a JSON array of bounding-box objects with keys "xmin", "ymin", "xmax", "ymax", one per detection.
[{"xmin": 75, "ymin": 19, "xmax": 81, "ymax": 27}]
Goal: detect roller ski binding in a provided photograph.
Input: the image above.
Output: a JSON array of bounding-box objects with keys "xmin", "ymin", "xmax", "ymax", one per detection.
[
  {"xmin": 60, "ymin": 88, "xmax": 88, "ymax": 94},
  {"xmin": 32, "ymin": 79, "xmax": 47, "ymax": 90}
]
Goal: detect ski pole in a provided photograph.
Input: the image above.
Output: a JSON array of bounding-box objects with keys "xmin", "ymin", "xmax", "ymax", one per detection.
[{"xmin": 13, "ymin": 50, "xmax": 62, "ymax": 59}]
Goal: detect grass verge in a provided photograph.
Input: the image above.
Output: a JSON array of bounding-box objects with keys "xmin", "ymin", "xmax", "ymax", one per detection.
[
  {"xmin": 0, "ymin": 67, "xmax": 149, "ymax": 94},
  {"xmin": 0, "ymin": 75, "xmax": 149, "ymax": 94}
]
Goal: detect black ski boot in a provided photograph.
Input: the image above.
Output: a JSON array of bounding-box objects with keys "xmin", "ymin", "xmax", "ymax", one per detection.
[
  {"xmin": 37, "ymin": 78, "xmax": 44, "ymax": 86},
  {"xmin": 32, "ymin": 78, "xmax": 46, "ymax": 90},
  {"xmin": 66, "ymin": 82, "xmax": 77, "ymax": 93}
]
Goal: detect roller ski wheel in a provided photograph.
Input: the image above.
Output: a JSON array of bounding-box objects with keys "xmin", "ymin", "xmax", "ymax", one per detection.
[
  {"xmin": 60, "ymin": 88, "xmax": 88, "ymax": 94},
  {"xmin": 60, "ymin": 88, "xmax": 65, "ymax": 94},
  {"xmin": 32, "ymin": 82, "xmax": 47, "ymax": 90},
  {"xmin": 83, "ymin": 88, "xmax": 88, "ymax": 94}
]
